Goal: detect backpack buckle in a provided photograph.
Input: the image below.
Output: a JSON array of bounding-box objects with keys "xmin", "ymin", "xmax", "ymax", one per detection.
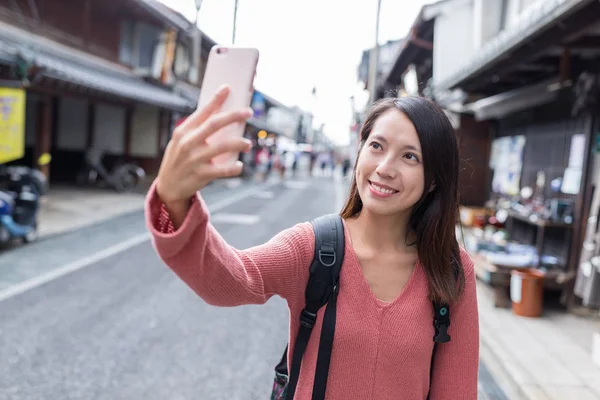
[
  {"xmin": 318, "ymin": 250, "xmax": 336, "ymax": 267},
  {"xmin": 300, "ymin": 309, "xmax": 318, "ymax": 328},
  {"xmin": 433, "ymin": 321, "xmax": 451, "ymax": 343}
]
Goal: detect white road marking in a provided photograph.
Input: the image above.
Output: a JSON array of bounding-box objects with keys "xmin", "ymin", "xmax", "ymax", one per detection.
[
  {"xmin": 0, "ymin": 233, "xmax": 150, "ymax": 302},
  {"xmin": 0, "ymin": 181, "xmax": 278, "ymax": 303},
  {"xmin": 252, "ymin": 191, "xmax": 275, "ymax": 199},
  {"xmin": 211, "ymin": 213, "xmax": 261, "ymax": 225},
  {"xmin": 284, "ymin": 180, "xmax": 309, "ymax": 190}
]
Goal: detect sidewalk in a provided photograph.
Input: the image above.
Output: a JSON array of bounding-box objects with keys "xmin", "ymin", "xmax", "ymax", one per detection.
[
  {"xmin": 36, "ymin": 176, "xmax": 265, "ymax": 239},
  {"xmin": 38, "ymin": 185, "xmax": 146, "ymax": 238},
  {"xmin": 477, "ymin": 276, "xmax": 600, "ymax": 399}
]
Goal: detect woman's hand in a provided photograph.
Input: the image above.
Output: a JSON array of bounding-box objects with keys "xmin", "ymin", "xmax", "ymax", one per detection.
[{"xmin": 156, "ymin": 86, "xmax": 253, "ymax": 225}]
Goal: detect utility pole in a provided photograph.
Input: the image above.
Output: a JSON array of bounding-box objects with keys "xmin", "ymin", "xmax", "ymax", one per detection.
[
  {"xmin": 232, "ymin": 0, "xmax": 239, "ymax": 44},
  {"xmin": 190, "ymin": 0, "xmax": 203, "ymax": 84},
  {"xmin": 368, "ymin": 0, "xmax": 382, "ymax": 105}
]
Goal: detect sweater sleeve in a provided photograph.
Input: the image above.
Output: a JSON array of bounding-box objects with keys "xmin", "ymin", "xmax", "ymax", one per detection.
[
  {"xmin": 144, "ymin": 180, "xmax": 314, "ymax": 307},
  {"xmin": 429, "ymin": 248, "xmax": 480, "ymax": 400}
]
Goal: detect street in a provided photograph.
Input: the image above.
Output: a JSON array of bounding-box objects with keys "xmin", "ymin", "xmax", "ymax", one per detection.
[{"xmin": 0, "ymin": 174, "xmax": 507, "ymax": 400}]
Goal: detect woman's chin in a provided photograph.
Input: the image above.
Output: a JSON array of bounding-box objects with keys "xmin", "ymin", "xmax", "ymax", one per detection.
[{"xmin": 362, "ymin": 199, "xmax": 401, "ymax": 217}]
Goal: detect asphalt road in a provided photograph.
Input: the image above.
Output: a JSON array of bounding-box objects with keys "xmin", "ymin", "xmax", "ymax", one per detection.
[{"xmin": 0, "ymin": 173, "xmax": 507, "ymax": 400}]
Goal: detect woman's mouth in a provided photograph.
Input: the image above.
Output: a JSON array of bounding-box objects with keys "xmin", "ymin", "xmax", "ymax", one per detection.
[{"xmin": 368, "ymin": 180, "xmax": 399, "ymax": 198}]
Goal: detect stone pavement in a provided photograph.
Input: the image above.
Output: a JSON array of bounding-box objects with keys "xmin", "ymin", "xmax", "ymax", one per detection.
[{"xmin": 477, "ymin": 278, "xmax": 600, "ymax": 399}]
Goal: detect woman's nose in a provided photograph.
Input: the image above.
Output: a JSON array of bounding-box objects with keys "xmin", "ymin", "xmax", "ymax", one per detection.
[{"xmin": 375, "ymin": 158, "xmax": 397, "ymax": 179}]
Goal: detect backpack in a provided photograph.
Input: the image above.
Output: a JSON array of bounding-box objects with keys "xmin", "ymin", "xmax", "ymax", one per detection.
[{"xmin": 270, "ymin": 214, "xmax": 451, "ymax": 400}]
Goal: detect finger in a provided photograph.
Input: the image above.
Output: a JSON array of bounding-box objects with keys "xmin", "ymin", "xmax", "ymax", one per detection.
[
  {"xmin": 178, "ymin": 85, "xmax": 230, "ymax": 133},
  {"xmin": 194, "ymin": 107, "xmax": 253, "ymax": 143},
  {"xmin": 202, "ymin": 161, "xmax": 244, "ymax": 181},
  {"xmin": 196, "ymin": 137, "xmax": 252, "ymax": 162}
]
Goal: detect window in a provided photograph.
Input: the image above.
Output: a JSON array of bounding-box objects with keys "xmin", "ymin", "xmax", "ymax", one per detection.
[
  {"xmin": 118, "ymin": 20, "xmax": 162, "ymax": 69},
  {"xmin": 137, "ymin": 23, "xmax": 162, "ymax": 69},
  {"xmin": 119, "ymin": 21, "xmax": 134, "ymax": 66},
  {"xmin": 173, "ymin": 44, "xmax": 191, "ymax": 79}
]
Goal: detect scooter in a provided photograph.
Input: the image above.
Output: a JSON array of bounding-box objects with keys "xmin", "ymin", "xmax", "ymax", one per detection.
[{"xmin": 0, "ymin": 158, "xmax": 48, "ymax": 245}]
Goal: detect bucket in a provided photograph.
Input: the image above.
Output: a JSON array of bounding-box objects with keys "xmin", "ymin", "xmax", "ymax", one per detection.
[{"xmin": 510, "ymin": 268, "xmax": 545, "ymax": 318}]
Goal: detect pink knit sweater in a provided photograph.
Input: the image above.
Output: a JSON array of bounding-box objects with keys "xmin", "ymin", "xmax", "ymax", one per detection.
[{"xmin": 145, "ymin": 183, "xmax": 479, "ymax": 399}]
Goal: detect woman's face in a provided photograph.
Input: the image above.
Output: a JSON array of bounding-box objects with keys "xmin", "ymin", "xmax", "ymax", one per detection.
[{"xmin": 355, "ymin": 108, "xmax": 426, "ymax": 218}]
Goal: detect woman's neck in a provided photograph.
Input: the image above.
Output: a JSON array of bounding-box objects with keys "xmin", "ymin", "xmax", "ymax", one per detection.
[{"xmin": 350, "ymin": 209, "xmax": 416, "ymax": 252}]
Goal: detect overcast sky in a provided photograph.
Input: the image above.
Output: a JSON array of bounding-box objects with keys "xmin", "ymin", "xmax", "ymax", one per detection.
[{"xmin": 161, "ymin": 0, "xmax": 432, "ymax": 145}]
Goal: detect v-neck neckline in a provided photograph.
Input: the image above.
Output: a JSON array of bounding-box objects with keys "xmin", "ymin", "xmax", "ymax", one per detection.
[{"xmin": 341, "ymin": 218, "xmax": 420, "ymax": 309}]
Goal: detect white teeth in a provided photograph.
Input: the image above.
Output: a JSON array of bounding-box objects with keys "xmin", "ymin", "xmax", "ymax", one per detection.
[{"xmin": 371, "ymin": 182, "xmax": 395, "ymax": 194}]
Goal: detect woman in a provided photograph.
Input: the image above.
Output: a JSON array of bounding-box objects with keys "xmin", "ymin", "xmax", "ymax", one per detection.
[{"xmin": 146, "ymin": 86, "xmax": 479, "ymax": 399}]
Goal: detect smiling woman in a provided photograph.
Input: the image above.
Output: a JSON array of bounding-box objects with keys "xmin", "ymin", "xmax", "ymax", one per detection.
[
  {"xmin": 146, "ymin": 89, "xmax": 478, "ymax": 399},
  {"xmin": 341, "ymin": 96, "xmax": 465, "ymax": 305}
]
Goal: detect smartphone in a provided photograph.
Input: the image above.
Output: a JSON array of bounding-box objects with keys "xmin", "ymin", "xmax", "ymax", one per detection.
[{"xmin": 198, "ymin": 45, "xmax": 259, "ymax": 166}]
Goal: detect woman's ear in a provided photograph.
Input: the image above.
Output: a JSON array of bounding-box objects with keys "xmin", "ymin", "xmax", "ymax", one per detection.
[{"xmin": 428, "ymin": 182, "xmax": 436, "ymax": 193}]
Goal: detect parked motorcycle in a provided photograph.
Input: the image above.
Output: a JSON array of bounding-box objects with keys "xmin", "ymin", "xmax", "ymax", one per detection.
[
  {"xmin": 0, "ymin": 161, "xmax": 48, "ymax": 245},
  {"xmin": 76, "ymin": 148, "xmax": 146, "ymax": 192}
]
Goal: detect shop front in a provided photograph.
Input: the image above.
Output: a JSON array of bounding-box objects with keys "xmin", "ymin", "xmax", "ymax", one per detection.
[
  {"xmin": 437, "ymin": 0, "xmax": 600, "ymax": 314},
  {"xmin": 458, "ymin": 94, "xmax": 596, "ymax": 311}
]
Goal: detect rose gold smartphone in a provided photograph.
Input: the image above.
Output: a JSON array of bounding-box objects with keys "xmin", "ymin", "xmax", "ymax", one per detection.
[{"xmin": 198, "ymin": 45, "xmax": 259, "ymax": 166}]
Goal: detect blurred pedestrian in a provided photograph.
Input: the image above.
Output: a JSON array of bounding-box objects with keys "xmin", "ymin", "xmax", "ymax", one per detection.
[
  {"xmin": 254, "ymin": 146, "xmax": 269, "ymax": 182},
  {"xmin": 309, "ymin": 151, "xmax": 318, "ymax": 177},
  {"xmin": 278, "ymin": 150, "xmax": 287, "ymax": 180},
  {"xmin": 291, "ymin": 151, "xmax": 299, "ymax": 177},
  {"xmin": 342, "ymin": 156, "xmax": 351, "ymax": 178}
]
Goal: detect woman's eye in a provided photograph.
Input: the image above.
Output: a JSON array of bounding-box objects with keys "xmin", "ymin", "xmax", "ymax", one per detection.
[
  {"xmin": 405, "ymin": 153, "xmax": 420, "ymax": 162},
  {"xmin": 369, "ymin": 142, "xmax": 382, "ymax": 150}
]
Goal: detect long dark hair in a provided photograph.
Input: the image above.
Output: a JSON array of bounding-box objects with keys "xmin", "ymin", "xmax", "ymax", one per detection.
[{"xmin": 340, "ymin": 97, "xmax": 465, "ymax": 305}]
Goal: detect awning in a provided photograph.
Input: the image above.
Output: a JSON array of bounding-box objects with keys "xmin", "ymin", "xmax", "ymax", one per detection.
[
  {"xmin": 0, "ymin": 24, "xmax": 194, "ymax": 112},
  {"xmin": 464, "ymin": 78, "xmax": 561, "ymax": 120},
  {"xmin": 34, "ymin": 52, "xmax": 193, "ymax": 112},
  {"xmin": 435, "ymin": 0, "xmax": 595, "ymax": 91}
]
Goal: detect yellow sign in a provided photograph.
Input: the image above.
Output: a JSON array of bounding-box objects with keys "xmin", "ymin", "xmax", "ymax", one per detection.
[{"xmin": 0, "ymin": 87, "xmax": 26, "ymax": 164}]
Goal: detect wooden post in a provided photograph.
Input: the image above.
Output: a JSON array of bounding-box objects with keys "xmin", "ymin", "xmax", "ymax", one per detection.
[
  {"xmin": 35, "ymin": 97, "xmax": 53, "ymax": 179},
  {"xmin": 124, "ymin": 106, "xmax": 133, "ymax": 160},
  {"xmin": 566, "ymin": 112, "xmax": 597, "ymax": 310},
  {"xmin": 559, "ymin": 47, "xmax": 571, "ymax": 85},
  {"xmin": 50, "ymin": 97, "xmax": 59, "ymax": 151},
  {"xmin": 85, "ymin": 102, "xmax": 95, "ymax": 149}
]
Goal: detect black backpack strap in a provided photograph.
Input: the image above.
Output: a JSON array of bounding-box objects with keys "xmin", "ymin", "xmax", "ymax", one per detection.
[
  {"xmin": 433, "ymin": 302, "xmax": 451, "ymax": 343},
  {"xmin": 286, "ymin": 214, "xmax": 344, "ymax": 400},
  {"xmin": 428, "ymin": 301, "xmax": 451, "ymax": 399},
  {"xmin": 311, "ymin": 215, "xmax": 344, "ymax": 400}
]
